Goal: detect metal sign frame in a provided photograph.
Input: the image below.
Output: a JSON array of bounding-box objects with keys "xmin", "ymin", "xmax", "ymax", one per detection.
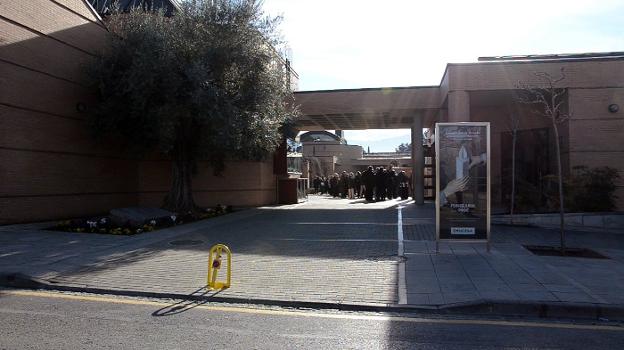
[{"xmin": 435, "ymin": 122, "xmax": 491, "ymax": 253}]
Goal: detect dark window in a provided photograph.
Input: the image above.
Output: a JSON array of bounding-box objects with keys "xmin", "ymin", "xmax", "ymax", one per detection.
[{"xmin": 501, "ymin": 128, "xmax": 551, "ymax": 213}]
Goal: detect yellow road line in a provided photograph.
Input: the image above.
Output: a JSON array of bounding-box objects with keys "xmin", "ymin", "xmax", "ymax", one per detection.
[{"xmin": 3, "ymin": 289, "xmax": 623, "ymax": 332}]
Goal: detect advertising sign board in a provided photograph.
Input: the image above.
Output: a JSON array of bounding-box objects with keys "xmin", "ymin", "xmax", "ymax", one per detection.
[{"xmin": 435, "ymin": 122, "xmax": 490, "ymax": 251}]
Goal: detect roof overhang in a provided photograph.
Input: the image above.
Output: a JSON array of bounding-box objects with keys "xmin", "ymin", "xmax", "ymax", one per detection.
[{"xmin": 293, "ymin": 86, "xmax": 440, "ymax": 130}]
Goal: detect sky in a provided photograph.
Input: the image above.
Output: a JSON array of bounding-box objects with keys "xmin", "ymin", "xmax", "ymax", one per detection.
[{"xmin": 262, "ymin": 0, "xmax": 624, "ymax": 151}]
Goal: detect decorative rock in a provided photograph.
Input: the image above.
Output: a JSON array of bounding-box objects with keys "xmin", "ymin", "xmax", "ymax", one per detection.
[{"xmin": 110, "ymin": 207, "xmax": 175, "ymax": 227}]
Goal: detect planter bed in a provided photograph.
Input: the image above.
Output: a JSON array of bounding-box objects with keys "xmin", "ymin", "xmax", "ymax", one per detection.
[{"xmin": 48, "ymin": 205, "xmax": 233, "ymax": 235}]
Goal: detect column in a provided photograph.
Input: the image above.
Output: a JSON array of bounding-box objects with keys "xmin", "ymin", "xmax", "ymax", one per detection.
[
  {"xmin": 438, "ymin": 109, "xmax": 448, "ymax": 123},
  {"xmin": 411, "ymin": 116, "xmax": 424, "ymax": 205},
  {"xmin": 448, "ymin": 90, "xmax": 470, "ymax": 122}
]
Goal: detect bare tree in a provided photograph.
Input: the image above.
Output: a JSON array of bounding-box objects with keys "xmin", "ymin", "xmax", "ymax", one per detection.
[
  {"xmin": 516, "ymin": 68, "xmax": 570, "ymax": 253},
  {"xmin": 507, "ymin": 108, "xmax": 521, "ymax": 224}
]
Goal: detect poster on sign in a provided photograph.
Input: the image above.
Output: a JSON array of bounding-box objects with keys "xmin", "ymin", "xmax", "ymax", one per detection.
[{"xmin": 435, "ymin": 122, "xmax": 490, "ymax": 251}]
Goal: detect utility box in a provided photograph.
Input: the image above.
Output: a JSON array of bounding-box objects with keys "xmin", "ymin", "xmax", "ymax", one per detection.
[{"xmin": 278, "ymin": 177, "xmax": 308, "ymax": 204}]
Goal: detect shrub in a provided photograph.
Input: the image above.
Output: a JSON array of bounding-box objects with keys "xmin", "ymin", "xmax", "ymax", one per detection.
[{"xmin": 565, "ymin": 166, "xmax": 620, "ymax": 212}]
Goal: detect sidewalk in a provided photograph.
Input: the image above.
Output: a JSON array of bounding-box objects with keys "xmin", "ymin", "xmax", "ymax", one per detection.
[
  {"xmin": 1, "ymin": 196, "xmax": 624, "ymax": 319},
  {"xmin": 401, "ymin": 203, "xmax": 624, "ymax": 307}
]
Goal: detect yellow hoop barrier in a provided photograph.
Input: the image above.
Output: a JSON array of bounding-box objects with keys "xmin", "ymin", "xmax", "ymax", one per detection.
[{"xmin": 207, "ymin": 244, "xmax": 231, "ymax": 290}]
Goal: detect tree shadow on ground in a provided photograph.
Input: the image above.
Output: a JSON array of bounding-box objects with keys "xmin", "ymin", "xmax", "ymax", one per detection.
[{"xmin": 7, "ymin": 201, "xmax": 622, "ymax": 288}]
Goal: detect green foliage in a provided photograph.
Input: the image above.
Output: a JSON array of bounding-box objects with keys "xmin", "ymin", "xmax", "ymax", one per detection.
[
  {"xmin": 565, "ymin": 166, "xmax": 620, "ymax": 212},
  {"xmin": 395, "ymin": 143, "xmax": 411, "ymax": 153},
  {"xmin": 88, "ymin": 0, "xmax": 297, "ymax": 172},
  {"xmin": 514, "ymin": 167, "xmax": 621, "ymax": 213},
  {"xmin": 513, "ymin": 178, "xmax": 545, "ymax": 213}
]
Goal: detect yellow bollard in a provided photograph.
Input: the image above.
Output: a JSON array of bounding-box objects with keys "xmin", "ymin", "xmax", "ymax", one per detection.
[{"xmin": 207, "ymin": 244, "xmax": 231, "ymax": 290}]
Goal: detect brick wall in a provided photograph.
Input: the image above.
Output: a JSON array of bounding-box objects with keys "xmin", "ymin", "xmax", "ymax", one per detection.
[
  {"xmin": 0, "ymin": 0, "xmax": 129, "ymax": 224},
  {"xmin": 0, "ymin": 1, "xmax": 277, "ymax": 224},
  {"xmin": 137, "ymin": 159, "xmax": 277, "ymax": 209},
  {"xmin": 568, "ymin": 88, "xmax": 624, "ymax": 209}
]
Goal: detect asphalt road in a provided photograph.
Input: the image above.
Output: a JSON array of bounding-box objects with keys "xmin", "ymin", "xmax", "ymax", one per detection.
[{"xmin": 1, "ymin": 289, "xmax": 623, "ymax": 350}]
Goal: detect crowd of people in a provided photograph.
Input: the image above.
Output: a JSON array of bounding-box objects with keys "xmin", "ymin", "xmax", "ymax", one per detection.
[{"xmin": 311, "ymin": 166, "xmax": 410, "ymax": 202}]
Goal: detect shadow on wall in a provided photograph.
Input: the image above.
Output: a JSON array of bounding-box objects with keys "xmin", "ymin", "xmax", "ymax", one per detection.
[
  {"xmin": 0, "ymin": 15, "xmax": 277, "ymax": 224},
  {"xmin": 0, "ymin": 16, "xmax": 138, "ymax": 224}
]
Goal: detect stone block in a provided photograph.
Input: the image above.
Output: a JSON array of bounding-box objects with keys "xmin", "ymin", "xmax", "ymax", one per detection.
[
  {"xmin": 110, "ymin": 207, "xmax": 175, "ymax": 227},
  {"xmin": 566, "ymin": 214, "xmax": 584, "ymax": 227},
  {"xmin": 583, "ymin": 215, "xmax": 605, "ymax": 228},
  {"xmin": 604, "ymin": 215, "xmax": 624, "ymax": 230}
]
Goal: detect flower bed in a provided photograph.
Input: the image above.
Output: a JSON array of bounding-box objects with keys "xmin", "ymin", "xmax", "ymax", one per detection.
[{"xmin": 50, "ymin": 205, "xmax": 233, "ymax": 235}]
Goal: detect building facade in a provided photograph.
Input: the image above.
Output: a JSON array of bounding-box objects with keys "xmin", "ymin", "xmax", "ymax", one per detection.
[
  {"xmin": 300, "ymin": 131, "xmax": 415, "ymax": 178},
  {"xmin": 2, "ymin": 1, "xmax": 622, "ymax": 223},
  {"xmin": 294, "ymin": 53, "xmax": 624, "ymax": 211},
  {"xmin": 0, "ymin": 0, "xmax": 278, "ymax": 224}
]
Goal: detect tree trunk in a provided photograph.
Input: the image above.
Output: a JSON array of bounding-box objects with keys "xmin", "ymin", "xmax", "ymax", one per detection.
[
  {"xmin": 163, "ymin": 123, "xmax": 197, "ymax": 214},
  {"xmin": 510, "ymin": 128, "xmax": 517, "ymax": 224},
  {"xmin": 552, "ymin": 119, "xmax": 566, "ymax": 254}
]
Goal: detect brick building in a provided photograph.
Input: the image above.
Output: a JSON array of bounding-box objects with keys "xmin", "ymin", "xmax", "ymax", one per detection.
[
  {"xmin": 1, "ymin": 1, "xmax": 622, "ymax": 224},
  {"xmin": 294, "ymin": 53, "xmax": 624, "ymax": 211},
  {"xmin": 0, "ymin": 0, "xmax": 277, "ymax": 224}
]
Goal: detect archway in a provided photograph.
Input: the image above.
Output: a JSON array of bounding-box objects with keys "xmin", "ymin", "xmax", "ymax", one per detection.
[{"xmin": 291, "ymin": 86, "xmax": 442, "ymax": 205}]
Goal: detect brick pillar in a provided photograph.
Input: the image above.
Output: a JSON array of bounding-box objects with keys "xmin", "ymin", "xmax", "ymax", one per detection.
[
  {"xmin": 412, "ymin": 116, "xmax": 424, "ymax": 205},
  {"xmin": 448, "ymin": 90, "xmax": 470, "ymax": 122},
  {"xmin": 273, "ymin": 138, "xmax": 288, "ymax": 175}
]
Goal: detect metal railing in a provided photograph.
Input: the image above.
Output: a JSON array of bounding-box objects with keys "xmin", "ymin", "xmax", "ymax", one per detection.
[{"xmin": 296, "ymin": 178, "xmax": 308, "ymax": 201}]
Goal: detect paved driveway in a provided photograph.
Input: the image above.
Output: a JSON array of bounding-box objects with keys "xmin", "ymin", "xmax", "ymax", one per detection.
[
  {"xmin": 2, "ymin": 196, "xmax": 624, "ymax": 309},
  {"xmin": 2, "ymin": 196, "xmax": 405, "ymax": 305}
]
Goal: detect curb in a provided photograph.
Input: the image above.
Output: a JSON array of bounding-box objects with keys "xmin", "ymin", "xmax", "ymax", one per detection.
[{"xmin": 2, "ymin": 273, "xmax": 624, "ymax": 322}]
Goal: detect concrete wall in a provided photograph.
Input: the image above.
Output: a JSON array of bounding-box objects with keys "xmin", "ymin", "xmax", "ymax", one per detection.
[
  {"xmin": 302, "ymin": 142, "xmax": 363, "ymax": 159},
  {"xmin": 0, "ymin": 1, "xmax": 277, "ymax": 224},
  {"xmin": 493, "ymin": 212, "xmax": 624, "ymax": 233}
]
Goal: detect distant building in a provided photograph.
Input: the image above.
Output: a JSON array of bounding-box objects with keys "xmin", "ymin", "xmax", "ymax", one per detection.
[{"xmin": 300, "ymin": 131, "xmax": 415, "ymax": 177}]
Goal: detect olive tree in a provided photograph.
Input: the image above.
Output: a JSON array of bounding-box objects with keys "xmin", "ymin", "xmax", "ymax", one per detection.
[{"xmin": 89, "ymin": 0, "xmax": 297, "ymax": 213}]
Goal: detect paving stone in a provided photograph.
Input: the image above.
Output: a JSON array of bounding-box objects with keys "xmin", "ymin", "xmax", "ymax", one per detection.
[
  {"xmin": 507, "ymin": 283, "xmax": 548, "ymax": 292},
  {"xmin": 516, "ymin": 291, "xmax": 559, "ymax": 302},
  {"xmin": 542, "ymin": 284, "xmax": 583, "ymax": 293},
  {"xmin": 442, "ymin": 291, "xmax": 481, "ymax": 304},
  {"xmin": 552, "ymin": 291, "xmax": 599, "ymax": 303},
  {"xmin": 477, "ymin": 290, "xmax": 518, "ymax": 301},
  {"xmin": 3, "ymin": 198, "xmax": 624, "ymax": 309},
  {"xmin": 407, "ymin": 293, "xmax": 444, "ymax": 305}
]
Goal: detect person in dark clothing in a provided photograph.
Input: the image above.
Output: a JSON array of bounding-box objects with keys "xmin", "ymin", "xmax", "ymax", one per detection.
[
  {"xmin": 375, "ymin": 167, "xmax": 386, "ymax": 201},
  {"xmin": 347, "ymin": 172, "xmax": 355, "ymax": 199},
  {"xmin": 397, "ymin": 170, "xmax": 409, "ymax": 199},
  {"xmin": 340, "ymin": 171, "xmax": 349, "ymax": 198},
  {"xmin": 362, "ymin": 166, "xmax": 375, "ymax": 202},
  {"xmin": 387, "ymin": 167, "xmax": 397, "ymax": 199},
  {"xmin": 354, "ymin": 171, "xmax": 362, "ymax": 198},
  {"xmin": 313, "ymin": 176, "xmax": 321, "ymax": 194},
  {"xmin": 329, "ymin": 173, "xmax": 339, "ymax": 197}
]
